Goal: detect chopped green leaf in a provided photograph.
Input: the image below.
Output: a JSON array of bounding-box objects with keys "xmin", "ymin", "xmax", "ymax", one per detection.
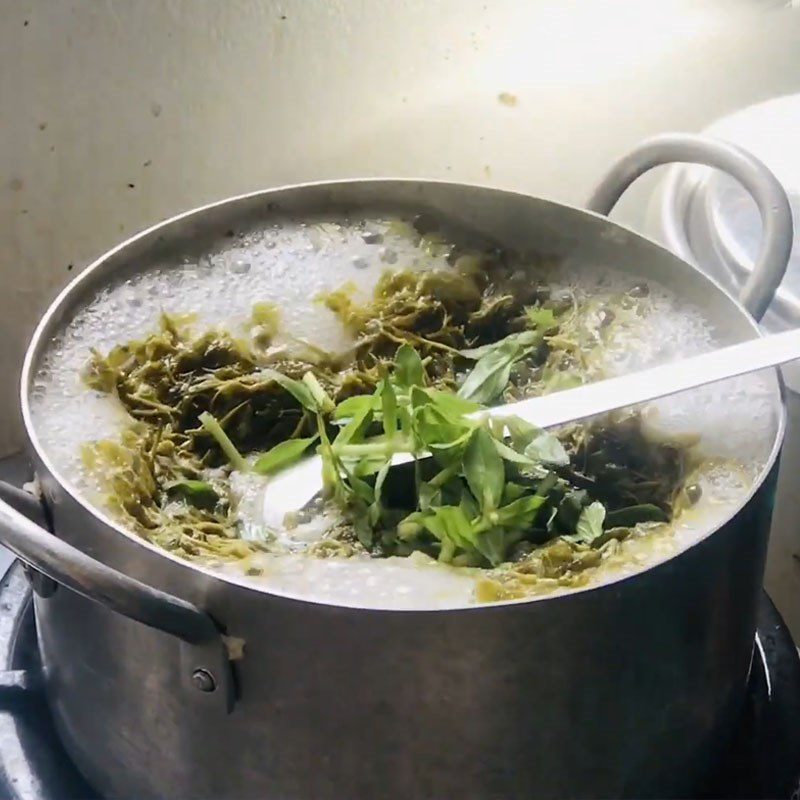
[
  {"xmin": 261, "ymin": 369, "xmax": 319, "ymax": 412},
  {"xmin": 464, "ymin": 428, "xmax": 505, "ymax": 513},
  {"xmin": 380, "ymin": 380, "xmax": 398, "ymax": 438},
  {"xmin": 416, "ymin": 505, "xmax": 476, "ymax": 562},
  {"xmin": 457, "ymin": 331, "xmax": 541, "ymax": 404},
  {"xmin": 302, "ymin": 372, "xmax": 335, "ymax": 413},
  {"xmin": 524, "ymin": 431, "xmax": 569, "ymax": 466},
  {"xmin": 565, "ymin": 501, "xmax": 606, "ymax": 545},
  {"xmin": 394, "ymin": 344, "xmax": 426, "ymax": 389},
  {"xmin": 333, "ymin": 394, "xmax": 377, "ymax": 422},
  {"xmin": 492, "ymin": 494, "xmax": 546, "ymax": 529},
  {"xmin": 253, "ymin": 436, "xmax": 318, "ymax": 475}
]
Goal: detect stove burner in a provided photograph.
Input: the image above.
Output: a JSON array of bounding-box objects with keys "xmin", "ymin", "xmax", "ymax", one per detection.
[{"xmin": 0, "ymin": 561, "xmax": 797, "ymax": 800}]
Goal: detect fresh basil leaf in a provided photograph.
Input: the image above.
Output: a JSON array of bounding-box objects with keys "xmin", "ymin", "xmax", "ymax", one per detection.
[
  {"xmin": 418, "ymin": 506, "xmax": 476, "ymax": 559},
  {"xmin": 459, "ymin": 330, "xmax": 541, "ymax": 361},
  {"xmin": 428, "ymin": 428, "xmax": 474, "ymax": 460},
  {"xmin": 457, "ymin": 343, "xmax": 517, "ymax": 403},
  {"xmin": 344, "ymin": 468, "xmax": 375, "ymax": 505},
  {"xmin": 565, "ymin": 501, "xmax": 606, "ymax": 545},
  {"xmin": 302, "ymin": 372, "xmax": 335, "ymax": 413},
  {"xmin": 333, "ymin": 394, "xmax": 377, "ymax": 422},
  {"xmin": 419, "ymin": 481, "xmax": 442, "ymax": 512},
  {"xmin": 350, "ymin": 453, "xmax": 390, "ymax": 478},
  {"xmin": 502, "ymin": 482, "xmax": 528, "ymax": 503},
  {"xmin": 524, "ymin": 431, "xmax": 569, "ymax": 466},
  {"xmin": 380, "ymin": 380, "xmax": 398, "ymax": 438},
  {"xmin": 554, "ymin": 489, "xmax": 588, "ymax": 532},
  {"xmin": 493, "ymin": 494, "xmax": 546, "ymax": 529},
  {"xmin": 335, "ymin": 406, "xmax": 374, "ymax": 447},
  {"xmin": 253, "ymin": 436, "xmax": 318, "ymax": 475},
  {"xmin": 457, "ymin": 332, "xmax": 541, "ymax": 404},
  {"xmin": 493, "ymin": 437, "xmax": 537, "ymax": 466},
  {"xmin": 426, "ymin": 388, "xmax": 483, "ymax": 417},
  {"xmin": 504, "ymin": 415, "xmax": 540, "ymax": 450},
  {"xmin": 605, "ymin": 504, "xmax": 668, "ymax": 527},
  {"xmin": 166, "ymin": 480, "xmax": 220, "ymax": 511},
  {"xmin": 369, "ymin": 460, "xmax": 391, "ymax": 527},
  {"xmin": 394, "ymin": 343, "xmax": 426, "ymax": 389},
  {"xmin": 262, "ymin": 369, "xmax": 318, "ymax": 412},
  {"xmin": 458, "ymin": 488, "xmax": 480, "ymax": 521},
  {"xmin": 410, "ymin": 385, "xmax": 432, "ymax": 411},
  {"xmin": 459, "ymin": 342, "xmax": 496, "ymax": 360},
  {"xmin": 464, "ymin": 428, "xmax": 505, "ymax": 512},
  {"xmin": 534, "ymin": 471, "xmax": 560, "ymax": 498},
  {"xmin": 474, "ymin": 527, "xmax": 507, "ymax": 567}
]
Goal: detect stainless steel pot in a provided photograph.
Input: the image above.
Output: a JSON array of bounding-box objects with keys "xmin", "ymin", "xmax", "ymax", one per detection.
[{"xmin": 0, "ymin": 135, "xmax": 792, "ymax": 799}]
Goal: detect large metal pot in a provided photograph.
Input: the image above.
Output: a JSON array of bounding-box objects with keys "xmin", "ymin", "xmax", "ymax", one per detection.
[{"xmin": 0, "ymin": 135, "xmax": 792, "ymax": 799}]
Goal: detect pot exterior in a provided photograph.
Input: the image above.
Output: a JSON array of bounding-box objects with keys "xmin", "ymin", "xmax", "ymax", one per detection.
[{"xmin": 32, "ymin": 460, "xmax": 778, "ymax": 799}]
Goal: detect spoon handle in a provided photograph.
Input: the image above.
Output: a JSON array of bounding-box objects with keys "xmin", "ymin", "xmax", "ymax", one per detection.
[{"xmin": 491, "ymin": 327, "xmax": 800, "ymax": 430}]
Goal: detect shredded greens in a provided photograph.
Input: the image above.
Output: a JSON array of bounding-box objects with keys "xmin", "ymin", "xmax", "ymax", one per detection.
[{"xmin": 80, "ymin": 221, "xmax": 691, "ymax": 598}]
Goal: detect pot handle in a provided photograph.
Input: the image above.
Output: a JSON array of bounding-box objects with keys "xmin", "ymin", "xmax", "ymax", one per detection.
[
  {"xmin": 0, "ymin": 481, "xmax": 235, "ymax": 713},
  {"xmin": 586, "ymin": 133, "xmax": 793, "ymax": 322}
]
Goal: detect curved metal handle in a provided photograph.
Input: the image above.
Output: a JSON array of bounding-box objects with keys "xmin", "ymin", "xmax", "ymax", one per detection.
[
  {"xmin": 586, "ymin": 133, "xmax": 794, "ymax": 321},
  {"xmin": 0, "ymin": 482, "xmax": 234, "ymax": 712}
]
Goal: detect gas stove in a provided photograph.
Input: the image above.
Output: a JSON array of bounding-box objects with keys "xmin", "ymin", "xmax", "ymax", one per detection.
[{"xmin": 0, "ymin": 560, "xmax": 798, "ymax": 800}]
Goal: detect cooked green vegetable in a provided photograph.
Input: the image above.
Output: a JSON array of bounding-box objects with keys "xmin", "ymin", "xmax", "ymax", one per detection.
[
  {"xmin": 166, "ymin": 480, "xmax": 220, "ymax": 511},
  {"xmin": 79, "ymin": 216, "xmax": 689, "ymax": 597}
]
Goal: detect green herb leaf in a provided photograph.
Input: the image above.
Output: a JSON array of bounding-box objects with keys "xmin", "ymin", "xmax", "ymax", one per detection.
[
  {"xmin": 504, "ymin": 415, "xmax": 539, "ymax": 449},
  {"xmin": 394, "ymin": 344, "xmax": 426, "ymax": 389},
  {"xmin": 425, "ymin": 389, "xmax": 483, "ymax": 417},
  {"xmin": 464, "ymin": 428, "xmax": 505, "ymax": 512},
  {"xmin": 492, "ymin": 494, "xmax": 546, "ymax": 529},
  {"xmin": 474, "ymin": 527, "xmax": 508, "ymax": 566},
  {"xmin": 380, "ymin": 380, "xmax": 398, "ymax": 438},
  {"xmin": 457, "ymin": 331, "xmax": 541, "ymax": 404},
  {"xmin": 417, "ymin": 505, "xmax": 476, "ymax": 561},
  {"xmin": 565, "ymin": 501, "xmax": 606, "ymax": 545},
  {"xmin": 333, "ymin": 394, "xmax": 377, "ymax": 422},
  {"xmin": 261, "ymin": 369, "xmax": 319, "ymax": 412},
  {"xmin": 492, "ymin": 437, "xmax": 537, "ymax": 466},
  {"xmin": 524, "ymin": 431, "xmax": 569, "ymax": 466},
  {"xmin": 253, "ymin": 436, "xmax": 318, "ymax": 475},
  {"xmin": 302, "ymin": 372, "xmax": 335, "ymax": 414},
  {"xmin": 415, "ymin": 404, "xmax": 473, "ymax": 451},
  {"xmin": 459, "ymin": 329, "xmax": 541, "ymax": 361},
  {"xmin": 554, "ymin": 489, "xmax": 588, "ymax": 533},
  {"xmin": 335, "ymin": 406, "xmax": 374, "ymax": 448},
  {"xmin": 369, "ymin": 460, "xmax": 391, "ymax": 527}
]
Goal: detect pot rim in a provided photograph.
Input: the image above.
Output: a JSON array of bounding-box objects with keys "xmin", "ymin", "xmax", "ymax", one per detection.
[{"xmin": 18, "ymin": 177, "xmax": 788, "ymax": 612}]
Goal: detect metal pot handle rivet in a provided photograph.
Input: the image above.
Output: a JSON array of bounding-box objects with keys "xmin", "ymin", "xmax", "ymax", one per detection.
[
  {"xmin": 586, "ymin": 133, "xmax": 794, "ymax": 322},
  {"xmin": 0, "ymin": 482, "xmax": 235, "ymax": 713}
]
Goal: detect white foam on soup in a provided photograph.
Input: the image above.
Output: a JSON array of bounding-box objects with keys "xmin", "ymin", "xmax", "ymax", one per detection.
[{"xmin": 27, "ymin": 217, "xmax": 780, "ymax": 609}]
